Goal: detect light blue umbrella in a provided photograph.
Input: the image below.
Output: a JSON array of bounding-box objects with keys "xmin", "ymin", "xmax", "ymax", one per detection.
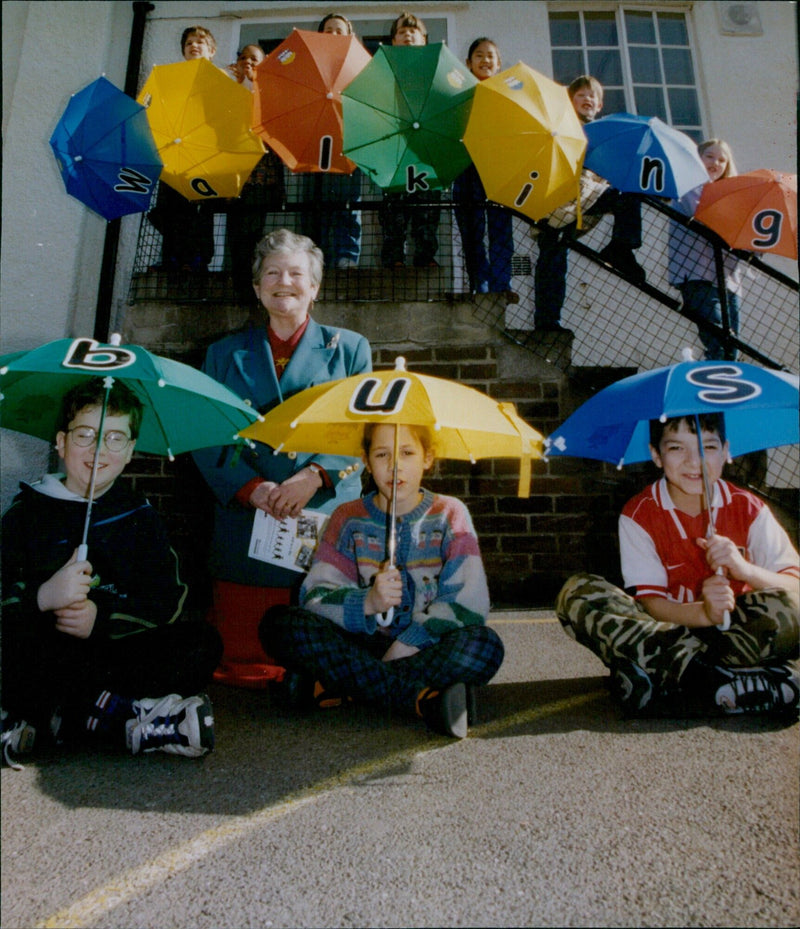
[{"xmin": 584, "ymin": 113, "xmax": 708, "ymax": 199}]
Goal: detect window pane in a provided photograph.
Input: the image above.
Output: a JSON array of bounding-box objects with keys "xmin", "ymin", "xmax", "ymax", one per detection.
[
  {"xmin": 584, "ymin": 12, "xmax": 618, "ymax": 46},
  {"xmin": 552, "ymin": 49, "xmax": 585, "ymax": 85},
  {"xmin": 625, "ymin": 10, "xmax": 656, "ymax": 44},
  {"xmin": 662, "ymin": 48, "xmax": 695, "ymax": 84},
  {"xmin": 657, "ymin": 13, "xmax": 689, "ymax": 45},
  {"xmin": 602, "ymin": 88, "xmax": 627, "ymax": 115},
  {"xmin": 549, "ymin": 11, "xmax": 582, "ymax": 46},
  {"xmin": 634, "ymin": 86, "xmax": 666, "ymax": 120},
  {"xmin": 630, "ymin": 47, "xmax": 662, "ymax": 83},
  {"xmin": 668, "ymin": 87, "xmax": 701, "ymax": 125},
  {"xmin": 588, "ymin": 49, "xmax": 623, "ymax": 85},
  {"xmin": 684, "ymin": 128, "xmax": 704, "ymax": 145}
]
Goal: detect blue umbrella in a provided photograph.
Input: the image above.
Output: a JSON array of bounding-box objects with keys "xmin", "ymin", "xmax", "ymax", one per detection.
[
  {"xmin": 50, "ymin": 76, "xmax": 163, "ymax": 221},
  {"xmin": 545, "ymin": 358, "xmax": 799, "ymax": 467},
  {"xmin": 584, "ymin": 113, "xmax": 708, "ymax": 199}
]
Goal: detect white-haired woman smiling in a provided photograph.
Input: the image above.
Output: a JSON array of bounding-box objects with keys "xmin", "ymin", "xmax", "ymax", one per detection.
[{"xmin": 193, "ymin": 229, "xmax": 373, "ymax": 688}]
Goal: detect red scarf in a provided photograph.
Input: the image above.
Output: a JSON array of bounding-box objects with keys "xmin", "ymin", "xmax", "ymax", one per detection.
[{"xmin": 267, "ymin": 318, "xmax": 309, "ymax": 379}]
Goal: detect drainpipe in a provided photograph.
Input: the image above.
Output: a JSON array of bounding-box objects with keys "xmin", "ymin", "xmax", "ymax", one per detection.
[{"xmin": 93, "ymin": 1, "xmax": 155, "ymax": 340}]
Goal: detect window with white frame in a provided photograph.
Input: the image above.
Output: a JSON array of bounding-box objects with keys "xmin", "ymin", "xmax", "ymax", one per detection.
[{"xmin": 549, "ymin": 7, "xmax": 704, "ymax": 141}]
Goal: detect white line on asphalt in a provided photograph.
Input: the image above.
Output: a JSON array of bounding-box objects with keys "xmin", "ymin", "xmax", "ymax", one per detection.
[{"xmin": 37, "ymin": 691, "xmax": 601, "ymax": 928}]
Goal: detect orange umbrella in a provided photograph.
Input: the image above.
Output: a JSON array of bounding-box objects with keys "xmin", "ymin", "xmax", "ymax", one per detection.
[
  {"xmin": 694, "ymin": 169, "xmax": 797, "ymax": 260},
  {"xmin": 253, "ymin": 28, "xmax": 371, "ymax": 174}
]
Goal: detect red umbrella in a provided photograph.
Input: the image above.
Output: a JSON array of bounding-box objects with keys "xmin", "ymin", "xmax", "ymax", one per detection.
[
  {"xmin": 253, "ymin": 28, "xmax": 371, "ymax": 174},
  {"xmin": 694, "ymin": 169, "xmax": 797, "ymax": 260}
]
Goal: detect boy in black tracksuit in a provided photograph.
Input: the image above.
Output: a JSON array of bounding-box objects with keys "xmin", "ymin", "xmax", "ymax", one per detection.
[{"xmin": 1, "ymin": 378, "xmax": 221, "ymax": 763}]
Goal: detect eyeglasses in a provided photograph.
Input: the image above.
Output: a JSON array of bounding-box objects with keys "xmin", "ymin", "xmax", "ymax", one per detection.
[{"xmin": 67, "ymin": 426, "xmax": 132, "ymax": 453}]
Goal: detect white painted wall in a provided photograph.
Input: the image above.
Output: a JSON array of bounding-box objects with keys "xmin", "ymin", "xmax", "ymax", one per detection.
[{"xmin": 2, "ymin": 1, "xmax": 797, "ymax": 512}]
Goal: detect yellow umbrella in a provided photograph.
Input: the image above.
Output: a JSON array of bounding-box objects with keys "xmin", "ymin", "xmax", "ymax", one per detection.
[
  {"xmin": 463, "ymin": 62, "xmax": 586, "ymax": 221},
  {"xmin": 137, "ymin": 58, "xmax": 265, "ymax": 200},
  {"xmin": 239, "ymin": 357, "xmax": 542, "ymax": 499}
]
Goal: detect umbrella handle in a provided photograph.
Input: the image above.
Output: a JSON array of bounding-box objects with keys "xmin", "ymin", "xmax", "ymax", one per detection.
[
  {"xmin": 717, "ymin": 566, "xmax": 731, "ymax": 631},
  {"xmin": 77, "ymin": 543, "xmax": 88, "ymax": 561},
  {"xmin": 376, "ymin": 608, "xmax": 394, "ymax": 628}
]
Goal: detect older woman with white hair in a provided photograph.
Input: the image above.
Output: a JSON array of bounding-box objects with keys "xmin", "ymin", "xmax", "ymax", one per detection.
[{"xmin": 193, "ymin": 229, "xmax": 372, "ymax": 688}]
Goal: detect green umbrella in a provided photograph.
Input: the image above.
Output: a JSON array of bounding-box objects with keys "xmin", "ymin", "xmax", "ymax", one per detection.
[
  {"xmin": 341, "ymin": 43, "xmax": 477, "ymax": 192},
  {"xmin": 0, "ymin": 335, "xmax": 262, "ymax": 557}
]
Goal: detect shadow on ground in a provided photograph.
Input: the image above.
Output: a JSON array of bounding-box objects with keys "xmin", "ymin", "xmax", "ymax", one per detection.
[{"xmin": 27, "ymin": 673, "xmax": 791, "ymax": 818}]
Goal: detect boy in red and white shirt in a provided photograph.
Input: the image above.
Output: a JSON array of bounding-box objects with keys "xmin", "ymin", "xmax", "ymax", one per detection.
[{"xmin": 557, "ymin": 414, "xmax": 799, "ymax": 717}]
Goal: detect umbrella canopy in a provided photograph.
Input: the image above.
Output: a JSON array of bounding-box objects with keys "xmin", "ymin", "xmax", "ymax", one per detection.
[
  {"xmin": 239, "ymin": 357, "xmax": 542, "ymax": 497},
  {"xmin": 694, "ymin": 169, "xmax": 798, "ymax": 261},
  {"xmin": 584, "ymin": 113, "xmax": 708, "ymax": 199},
  {"xmin": 462, "ymin": 63, "xmax": 586, "ymax": 221},
  {"xmin": 545, "ymin": 358, "xmax": 799, "ymax": 468},
  {"xmin": 137, "ymin": 58, "xmax": 265, "ymax": 200},
  {"xmin": 253, "ymin": 28, "xmax": 371, "ymax": 174},
  {"xmin": 49, "ymin": 76, "xmax": 163, "ymax": 221},
  {"xmin": 341, "ymin": 43, "xmax": 477, "ymax": 192},
  {"xmin": 0, "ymin": 335, "xmax": 261, "ymax": 459}
]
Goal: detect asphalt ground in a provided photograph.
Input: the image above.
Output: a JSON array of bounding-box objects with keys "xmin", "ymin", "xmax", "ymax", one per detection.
[{"xmin": 2, "ymin": 611, "xmax": 798, "ymax": 929}]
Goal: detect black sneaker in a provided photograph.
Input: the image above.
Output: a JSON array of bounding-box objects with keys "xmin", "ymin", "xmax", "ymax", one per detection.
[
  {"xmin": 2, "ymin": 710, "xmax": 36, "ymax": 769},
  {"xmin": 598, "ymin": 243, "xmax": 646, "ymax": 285},
  {"xmin": 126, "ymin": 693, "xmax": 214, "ymax": 757},
  {"xmin": 416, "ymin": 684, "xmax": 468, "ymax": 738},
  {"xmin": 609, "ymin": 659, "xmax": 654, "ymax": 714},
  {"xmin": 711, "ymin": 665, "xmax": 799, "ymax": 716}
]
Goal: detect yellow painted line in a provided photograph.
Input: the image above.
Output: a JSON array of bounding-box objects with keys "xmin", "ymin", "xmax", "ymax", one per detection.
[{"xmin": 37, "ymin": 689, "xmax": 602, "ymax": 929}]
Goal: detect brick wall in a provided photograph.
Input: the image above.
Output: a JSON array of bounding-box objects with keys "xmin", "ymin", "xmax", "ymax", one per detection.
[{"xmin": 120, "ymin": 297, "xmax": 652, "ymax": 609}]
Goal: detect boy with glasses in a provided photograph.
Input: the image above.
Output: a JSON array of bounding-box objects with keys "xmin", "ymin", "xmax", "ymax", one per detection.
[{"xmin": 1, "ymin": 378, "xmax": 222, "ymax": 766}]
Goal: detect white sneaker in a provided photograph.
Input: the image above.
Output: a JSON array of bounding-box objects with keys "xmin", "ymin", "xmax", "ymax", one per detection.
[{"xmin": 126, "ymin": 693, "xmax": 214, "ymax": 757}]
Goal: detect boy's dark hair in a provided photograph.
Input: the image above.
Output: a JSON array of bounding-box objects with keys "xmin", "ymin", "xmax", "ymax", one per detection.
[
  {"xmin": 58, "ymin": 378, "xmax": 144, "ymax": 440},
  {"xmin": 567, "ymin": 74, "xmax": 603, "ymax": 101},
  {"xmin": 181, "ymin": 26, "xmax": 217, "ymax": 55},
  {"xmin": 390, "ymin": 12, "xmax": 428, "ymax": 40},
  {"xmin": 318, "ymin": 13, "xmax": 353, "ymax": 34},
  {"xmin": 649, "ymin": 413, "xmax": 726, "ymax": 449}
]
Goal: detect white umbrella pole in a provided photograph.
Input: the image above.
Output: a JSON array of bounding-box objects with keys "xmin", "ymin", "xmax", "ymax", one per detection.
[
  {"xmin": 695, "ymin": 414, "xmax": 730, "ymax": 631},
  {"xmin": 77, "ymin": 375, "xmax": 114, "ymax": 561},
  {"xmin": 376, "ymin": 423, "xmax": 399, "ymax": 628}
]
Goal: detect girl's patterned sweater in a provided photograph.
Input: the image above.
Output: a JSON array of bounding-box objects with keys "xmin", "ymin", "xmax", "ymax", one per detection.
[{"xmin": 300, "ymin": 489, "xmax": 490, "ymax": 649}]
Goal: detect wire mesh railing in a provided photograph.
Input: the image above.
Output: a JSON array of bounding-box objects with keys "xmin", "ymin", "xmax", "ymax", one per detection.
[{"xmin": 127, "ymin": 175, "xmax": 798, "ymax": 495}]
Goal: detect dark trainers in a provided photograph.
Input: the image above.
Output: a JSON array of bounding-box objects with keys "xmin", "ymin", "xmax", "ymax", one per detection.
[
  {"xmin": 416, "ymin": 684, "xmax": 468, "ymax": 738},
  {"xmin": 609, "ymin": 659, "xmax": 654, "ymax": 713},
  {"xmin": 126, "ymin": 694, "xmax": 214, "ymax": 757},
  {"xmin": 711, "ymin": 664, "xmax": 799, "ymax": 716},
  {"xmin": 598, "ymin": 243, "xmax": 646, "ymax": 285},
  {"xmin": 2, "ymin": 710, "xmax": 36, "ymax": 769},
  {"xmin": 272, "ymin": 673, "xmax": 347, "ymax": 711}
]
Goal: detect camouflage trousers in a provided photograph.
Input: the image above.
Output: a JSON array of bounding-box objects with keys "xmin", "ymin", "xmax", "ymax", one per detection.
[{"xmin": 556, "ymin": 573, "xmax": 799, "ymax": 691}]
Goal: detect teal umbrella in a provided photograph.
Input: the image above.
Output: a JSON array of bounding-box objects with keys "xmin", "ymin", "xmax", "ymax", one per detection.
[
  {"xmin": 341, "ymin": 43, "xmax": 477, "ymax": 192},
  {"xmin": 0, "ymin": 335, "xmax": 262, "ymax": 557}
]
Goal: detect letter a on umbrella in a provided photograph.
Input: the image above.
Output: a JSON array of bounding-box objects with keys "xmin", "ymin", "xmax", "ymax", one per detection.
[{"xmin": 138, "ymin": 58, "xmax": 265, "ymax": 200}]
